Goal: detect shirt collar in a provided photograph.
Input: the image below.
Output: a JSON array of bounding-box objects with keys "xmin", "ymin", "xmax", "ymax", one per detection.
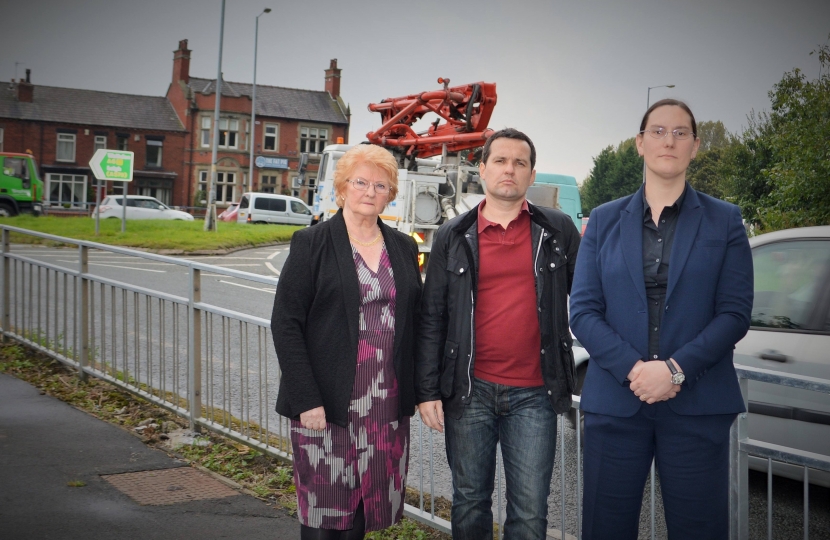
[
  {"xmin": 643, "ymin": 182, "xmax": 688, "ymax": 218},
  {"xmin": 478, "ymin": 199, "xmax": 530, "ymax": 233}
]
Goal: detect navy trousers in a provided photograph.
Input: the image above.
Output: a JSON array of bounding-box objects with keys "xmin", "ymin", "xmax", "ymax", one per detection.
[{"xmin": 582, "ymin": 402, "xmax": 736, "ymax": 540}]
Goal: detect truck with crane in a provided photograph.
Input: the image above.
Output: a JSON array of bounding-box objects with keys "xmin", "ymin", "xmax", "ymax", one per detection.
[{"xmin": 304, "ymin": 78, "xmax": 568, "ymax": 264}]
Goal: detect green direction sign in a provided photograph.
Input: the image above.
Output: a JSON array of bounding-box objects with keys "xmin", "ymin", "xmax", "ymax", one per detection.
[{"xmin": 89, "ymin": 149, "xmax": 134, "ymax": 182}]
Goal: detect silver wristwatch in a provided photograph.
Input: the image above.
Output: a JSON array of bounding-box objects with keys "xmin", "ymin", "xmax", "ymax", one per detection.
[{"xmin": 665, "ymin": 359, "xmax": 685, "ymax": 385}]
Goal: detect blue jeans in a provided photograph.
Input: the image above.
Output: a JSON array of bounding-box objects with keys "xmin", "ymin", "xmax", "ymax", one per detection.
[{"xmin": 445, "ymin": 377, "xmax": 558, "ymax": 540}]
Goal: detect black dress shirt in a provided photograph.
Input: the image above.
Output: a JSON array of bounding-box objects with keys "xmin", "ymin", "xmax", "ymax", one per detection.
[{"xmin": 643, "ymin": 185, "xmax": 687, "ymax": 361}]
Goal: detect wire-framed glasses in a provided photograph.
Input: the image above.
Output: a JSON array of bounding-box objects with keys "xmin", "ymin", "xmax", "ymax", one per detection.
[
  {"xmin": 640, "ymin": 127, "xmax": 696, "ymax": 140},
  {"xmin": 349, "ymin": 178, "xmax": 390, "ymax": 194}
]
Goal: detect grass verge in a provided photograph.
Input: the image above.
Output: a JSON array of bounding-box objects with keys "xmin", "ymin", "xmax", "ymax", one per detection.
[
  {"xmin": 0, "ymin": 342, "xmax": 452, "ymax": 540},
  {"xmin": 0, "ymin": 215, "xmax": 301, "ymax": 252}
]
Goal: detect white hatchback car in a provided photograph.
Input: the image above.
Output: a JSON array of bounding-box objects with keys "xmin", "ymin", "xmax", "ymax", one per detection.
[{"xmin": 91, "ymin": 196, "xmax": 194, "ymax": 221}]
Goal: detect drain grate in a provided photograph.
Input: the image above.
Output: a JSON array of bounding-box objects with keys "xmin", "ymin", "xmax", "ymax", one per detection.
[{"xmin": 102, "ymin": 467, "xmax": 239, "ymax": 505}]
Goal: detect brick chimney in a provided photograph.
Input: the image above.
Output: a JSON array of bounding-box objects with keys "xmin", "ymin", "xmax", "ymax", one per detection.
[
  {"xmin": 325, "ymin": 59, "xmax": 341, "ymax": 99},
  {"xmin": 17, "ymin": 69, "xmax": 33, "ymax": 103},
  {"xmin": 172, "ymin": 39, "xmax": 191, "ymax": 84}
]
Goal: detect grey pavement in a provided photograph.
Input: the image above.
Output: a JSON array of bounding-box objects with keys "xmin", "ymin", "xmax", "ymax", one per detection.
[{"xmin": 0, "ymin": 373, "xmax": 300, "ymax": 540}]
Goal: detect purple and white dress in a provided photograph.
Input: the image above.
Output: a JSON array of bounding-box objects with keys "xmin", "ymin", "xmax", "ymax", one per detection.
[{"xmin": 290, "ymin": 244, "xmax": 410, "ymax": 531}]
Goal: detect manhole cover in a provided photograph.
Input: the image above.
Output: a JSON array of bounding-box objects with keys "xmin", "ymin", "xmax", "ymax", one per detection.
[{"xmin": 102, "ymin": 467, "xmax": 239, "ymax": 505}]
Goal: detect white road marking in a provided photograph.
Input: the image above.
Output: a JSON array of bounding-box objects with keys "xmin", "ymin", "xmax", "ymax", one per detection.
[
  {"xmin": 57, "ymin": 260, "xmax": 167, "ymax": 273},
  {"xmin": 266, "ymin": 250, "xmax": 283, "ymax": 260},
  {"xmin": 209, "ymin": 264, "xmax": 262, "ymax": 267},
  {"xmin": 218, "ymin": 280, "xmax": 276, "ymax": 293},
  {"xmin": 265, "ymin": 262, "xmax": 281, "ymax": 276}
]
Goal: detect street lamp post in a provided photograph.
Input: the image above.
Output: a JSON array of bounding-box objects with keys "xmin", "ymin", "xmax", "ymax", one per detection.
[
  {"xmin": 248, "ymin": 8, "xmax": 271, "ymax": 194},
  {"xmin": 205, "ymin": 0, "xmax": 227, "ymax": 232},
  {"xmin": 642, "ymin": 84, "xmax": 675, "ymax": 181}
]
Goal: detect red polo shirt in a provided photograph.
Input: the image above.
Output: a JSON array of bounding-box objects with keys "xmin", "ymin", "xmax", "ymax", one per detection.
[{"xmin": 473, "ymin": 201, "xmax": 543, "ymax": 387}]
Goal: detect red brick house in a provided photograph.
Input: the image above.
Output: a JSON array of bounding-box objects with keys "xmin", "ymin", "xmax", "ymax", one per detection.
[
  {"xmin": 166, "ymin": 39, "xmax": 350, "ymax": 208},
  {"xmin": 0, "ymin": 69, "xmax": 187, "ymax": 210}
]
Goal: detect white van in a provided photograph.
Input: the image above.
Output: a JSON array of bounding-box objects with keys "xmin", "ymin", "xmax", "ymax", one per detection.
[{"xmin": 236, "ymin": 192, "xmax": 313, "ymax": 226}]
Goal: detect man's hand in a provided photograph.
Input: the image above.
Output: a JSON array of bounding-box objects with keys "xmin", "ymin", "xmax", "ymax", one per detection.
[
  {"xmin": 418, "ymin": 400, "xmax": 445, "ymax": 433},
  {"xmin": 629, "ymin": 360, "xmax": 682, "ymax": 404},
  {"xmin": 299, "ymin": 406, "xmax": 326, "ymax": 431}
]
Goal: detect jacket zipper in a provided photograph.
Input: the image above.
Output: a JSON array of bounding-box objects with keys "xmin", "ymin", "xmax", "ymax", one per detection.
[
  {"xmin": 466, "ymin": 289, "xmax": 474, "ymax": 400},
  {"xmin": 533, "ymin": 227, "xmax": 544, "ymax": 278}
]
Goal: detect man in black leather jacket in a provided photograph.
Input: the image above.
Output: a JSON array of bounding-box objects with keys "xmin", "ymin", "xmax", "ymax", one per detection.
[{"xmin": 416, "ymin": 128, "xmax": 581, "ymax": 540}]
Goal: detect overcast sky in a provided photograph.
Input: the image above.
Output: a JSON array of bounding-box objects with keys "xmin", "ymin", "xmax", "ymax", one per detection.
[{"xmin": 2, "ymin": 0, "xmax": 828, "ymax": 182}]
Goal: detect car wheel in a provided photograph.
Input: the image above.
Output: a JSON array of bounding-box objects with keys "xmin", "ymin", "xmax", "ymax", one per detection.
[
  {"xmin": 0, "ymin": 202, "xmax": 17, "ymax": 217},
  {"xmin": 567, "ymin": 363, "xmax": 588, "ymax": 431}
]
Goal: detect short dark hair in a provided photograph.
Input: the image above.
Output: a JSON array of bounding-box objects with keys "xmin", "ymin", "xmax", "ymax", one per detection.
[
  {"xmin": 639, "ymin": 99, "xmax": 698, "ymax": 137},
  {"xmin": 481, "ymin": 128, "xmax": 536, "ymax": 170}
]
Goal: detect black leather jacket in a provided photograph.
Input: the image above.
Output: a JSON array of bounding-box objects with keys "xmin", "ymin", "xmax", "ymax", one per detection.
[{"xmin": 415, "ymin": 202, "xmax": 581, "ymax": 418}]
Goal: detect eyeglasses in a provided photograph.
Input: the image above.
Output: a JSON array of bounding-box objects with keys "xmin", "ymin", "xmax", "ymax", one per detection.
[
  {"xmin": 640, "ymin": 127, "xmax": 696, "ymax": 140},
  {"xmin": 349, "ymin": 178, "xmax": 390, "ymax": 194}
]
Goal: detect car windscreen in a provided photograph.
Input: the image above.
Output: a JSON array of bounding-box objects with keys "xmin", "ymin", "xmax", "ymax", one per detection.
[{"xmin": 291, "ymin": 201, "xmax": 310, "ymax": 215}]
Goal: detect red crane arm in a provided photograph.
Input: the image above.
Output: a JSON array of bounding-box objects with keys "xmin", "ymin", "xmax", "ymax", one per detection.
[{"xmin": 365, "ymin": 79, "xmax": 497, "ymax": 158}]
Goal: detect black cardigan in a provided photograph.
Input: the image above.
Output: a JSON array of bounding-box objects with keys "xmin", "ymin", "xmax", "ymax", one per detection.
[{"xmin": 271, "ymin": 210, "xmax": 422, "ymax": 428}]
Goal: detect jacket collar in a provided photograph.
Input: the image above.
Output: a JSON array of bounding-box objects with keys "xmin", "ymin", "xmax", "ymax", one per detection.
[
  {"xmin": 620, "ymin": 183, "xmax": 704, "ymax": 304},
  {"xmin": 329, "ymin": 209, "xmax": 362, "ymax": 349},
  {"xmin": 453, "ymin": 199, "xmax": 560, "ymax": 235}
]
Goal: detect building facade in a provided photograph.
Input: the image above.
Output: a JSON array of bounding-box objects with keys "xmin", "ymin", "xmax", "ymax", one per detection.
[
  {"xmin": 0, "ymin": 70, "xmax": 187, "ymax": 210},
  {"xmin": 166, "ymin": 40, "xmax": 350, "ymax": 209}
]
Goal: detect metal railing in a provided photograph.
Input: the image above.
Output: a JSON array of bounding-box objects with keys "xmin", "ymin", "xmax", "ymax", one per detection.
[
  {"xmin": 3, "ymin": 224, "xmax": 829, "ymax": 539},
  {"xmin": 729, "ymin": 365, "xmax": 830, "ymax": 540}
]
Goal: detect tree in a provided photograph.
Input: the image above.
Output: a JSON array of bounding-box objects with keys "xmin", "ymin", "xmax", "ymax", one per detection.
[
  {"xmin": 687, "ymin": 147, "xmax": 725, "ymax": 200},
  {"xmin": 722, "ymin": 39, "xmax": 830, "ymax": 229},
  {"xmin": 686, "ymin": 121, "xmax": 731, "ymax": 199},
  {"xmin": 580, "ymin": 138, "xmax": 643, "ymax": 215},
  {"xmin": 696, "ymin": 120, "xmax": 730, "ymax": 152}
]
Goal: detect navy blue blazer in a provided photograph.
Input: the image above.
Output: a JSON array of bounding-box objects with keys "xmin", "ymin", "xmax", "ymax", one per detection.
[{"xmin": 570, "ymin": 184, "xmax": 753, "ymax": 417}]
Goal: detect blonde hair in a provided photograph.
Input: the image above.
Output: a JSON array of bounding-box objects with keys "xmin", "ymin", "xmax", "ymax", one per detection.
[{"xmin": 333, "ymin": 145, "xmax": 399, "ymax": 208}]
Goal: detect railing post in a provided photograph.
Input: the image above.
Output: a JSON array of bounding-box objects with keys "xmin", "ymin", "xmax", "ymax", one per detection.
[
  {"xmin": 729, "ymin": 376, "xmax": 749, "ymax": 539},
  {"xmin": 188, "ymin": 266, "xmax": 202, "ymax": 432},
  {"xmin": 1, "ymin": 228, "xmax": 9, "ymax": 340},
  {"xmin": 78, "ymin": 245, "xmax": 89, "ymax": 382}
]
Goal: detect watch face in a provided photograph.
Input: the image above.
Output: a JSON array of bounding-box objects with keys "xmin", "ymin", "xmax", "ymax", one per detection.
[{"xmin": 672, "ymin": 372, "xmax": 685, "ymax": 385}]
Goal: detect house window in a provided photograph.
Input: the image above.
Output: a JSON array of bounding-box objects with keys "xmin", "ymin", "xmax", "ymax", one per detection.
[
  {"xmin": 263, "ymin": 123, "xmax": 279, "ymax": 151},
  {"xmin": 260, "ymin": 174, "xmax": 278, "ymax": 193},
  {"xmin": 300, "ymin": 127, "xmax": 328, "ymax": 154},
  {"xmin": 218, "ymin": 118, "xmax": 239, "ymax": 149},
  {"xmin": 201, "ymin": 117, "xmax": 211, "ymax": 147},
  {"xmin": 94, "ymin": 135, "xmax": 107, "ymax": 152},
  {"xmin": 137, "ymin": 180, "xmax": 172, "ymax": 206},
  {"xmin": 56, "ymin": 133, "xmax": 76, "ymax": 162},
  {"xmin": 146, "ymin": 139, "xmax": 163, "ymax": 168},
  {"xmin": 116, "ymin": 134, "xmax": 128, "ymax": 151},
  {"xmin": 198, "ymin": 170, "xmax": 236, "ymax": 203},
  {"xmin": 0, "ymin": 128, "xmax": 4, "ymax": 152},
  {"xmin": 46, "ymin": 173, "xmax": 87, "ymax": 207}
]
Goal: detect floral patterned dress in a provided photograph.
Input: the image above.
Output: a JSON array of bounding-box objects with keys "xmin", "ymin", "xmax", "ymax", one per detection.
[{"xmin": 290, "ymin": 244, "xmax": 410, "ymax": 531}]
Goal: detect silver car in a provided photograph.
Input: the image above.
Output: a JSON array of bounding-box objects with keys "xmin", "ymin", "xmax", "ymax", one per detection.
[
  {"xmin": 570, "ymin": 226, "xmax": 830, "ymax": 486},
  {"xmin": 91, "ymin": 195, "xmax": 194, "ymax": 221},
  {"xmin": 734, "ymin": 225, "xmax": 830, "ymax": 486}
]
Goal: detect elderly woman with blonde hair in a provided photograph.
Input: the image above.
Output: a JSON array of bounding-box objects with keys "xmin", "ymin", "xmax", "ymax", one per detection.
[{"xmin": 272, "ymin": 144, "xmax": 422, "ymax": 540}]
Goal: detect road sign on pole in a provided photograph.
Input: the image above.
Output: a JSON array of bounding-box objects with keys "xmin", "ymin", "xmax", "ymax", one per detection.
[
  {"xmin": 89, "ymin": 150, "xmax": 134, "ymax": 182},
  {"xmin": 89, "ymin": 150, "xmax": 134, "ymax": 234}
]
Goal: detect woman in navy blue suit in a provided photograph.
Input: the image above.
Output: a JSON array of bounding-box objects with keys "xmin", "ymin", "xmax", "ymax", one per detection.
[{"xmin": 570, "ymin": 99, "xmax": 753, "ymax": 539}]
